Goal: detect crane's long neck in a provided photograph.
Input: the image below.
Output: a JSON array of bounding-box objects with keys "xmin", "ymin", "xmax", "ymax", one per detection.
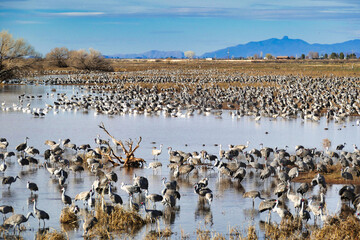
[
  {"xmin": 26, "ymin": 212, "xmax": 32, "ymax": 221},
  {"xmin": 300, "ymin": 200, "xmax": 304, "ymax": 212},
  {"xmin": 142, "ymin": 203, "xmax": 148, "ymax": 212},
  {"xmin": 33, "ymin": 200, "xmax": 37, "ymax": 212}
]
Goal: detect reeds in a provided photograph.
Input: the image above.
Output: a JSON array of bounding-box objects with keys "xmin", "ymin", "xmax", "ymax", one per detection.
[
  {"xmin": 35, "ymin": 229, "xmax": 67, "ymax": 240},
  {"xmin": 312, "ymin": 216, "xmax": 360, "ymax": 239},
  {"xmin": 59, "ymin": 207, "xmax": 78, "ymax": 225},
  {"xmin": 144, "ymin": 227, "xmax": 173, "ymax": 239},
  {"xmin": 86, "ymin": 201, "xmax": 146, "ymax": 238}
]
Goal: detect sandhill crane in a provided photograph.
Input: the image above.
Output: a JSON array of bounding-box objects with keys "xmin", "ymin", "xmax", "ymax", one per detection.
[
  {"xmin": 130, "ymin": 196, "xmax": 139, "ymax": 211},
  {"xmin": 0, "ymin": 138, "xmax": 9, "ymax": 149},
  {"xmin": 274, "ymin": 181, "xmax": 288, "ymax": 197},
  {"xmin": 194, "ymin": 183, "xmax": 213, "ymax": 204},
  {"xmin": 4, "ymin": 212, "xmax": 34, "ymax": 233},
  {"xmin": 17, "ymin": 157, "xmax": 29, "ymax": 168},
  {"xmin": 141, "ymin": 202, "xmax": 163, "ymax": 222},
  {"xmin": 83, "ymin": 216, "xmax": 98, "ymax": 235},
  {"xmin": 2, "ymin": 176, "xmax": 20, "ymax": 189},
  {"xmin": 308, "ymin": 193, "xmax": 325, "ymax": 223},
  {"xmin": 259, "ymin": 199, "xmax": 276, "ymax": 223},
  {"xmin": 146, "ymin": 192, "xmax": 163, "ymax": 208},
  {"xmin": 16, "ymin": 137, "xmax": 29, "ymax": 152},
  {"xmin": 174, "ymin": 163, "xmax": 195, "ymax": 178},
  {"xmin": 288, "ymin": 167, "xmax": 299, "ymax": 180},
  {"xmin": 152, "ymin": 144, "xmax": 163, "ymax": 160},
  {"xmin": 197, "ymin": 178, "xmax": 209, "ymax": 188},
  {"xmin": 121, "ymin": 182, "xmax": 141, "ymax": 196},
  {"xmin": 69, "ymin": 164, "xmax": 85, "ymax": 176},
  {"xmin": 229, "ymin": 141, "xmax": 250, "ymax": 151},
  {"xmin": 33, "ymin": 199, "xmax": 50, "ymax": 227},
  {"xmin": 27, "ymin": 181, "xmax": 38, "ymax": 194},
  {"xmin": 108, "ymin": 183, "xmax": 123, "ymax": 205},
  {"xmin": 133, "ymin": 174, "xmax": 149, "ymax": 192},
  {"xmin": 0, "ymin": 159, "xmax": 7, "ymax": 173},
  {"xmin": 61, "ymin": 188, "xmax": 72, "ymax": 205},
  {"xmin": 233, "ymin": 167, "xmax": 247, "ymax": 182},
  {"xmin": 25, "ymin": 146, "xmax": 40, "ymax": 156},
  {"xmin": 219, "ymin": 144, "xmax": 225, "ymax": 159},
  {"xmin": 296, "ymin": 182, "xmax": 309, "ymax": 197},
  {"xmin": 162, "ymin": 188, "xmax": 181, "ymax": 200},
  {"xmin": 162, "ymin": 177, "xmax": 177, "ymax": 190},
  {"xmin": 0, "ymin": 205, "xmax": 14, "ymax": 220},
  {"xmin": 146, "ymin": 161, "xmax": 162, "ymax": 171},
  {"xmin": 311, "ymin": 173, "xmax": 327, "ymax": 189},
  {"xmin": 260, "ymin": 166, "xmax": 272, "ymax": 180},
  {"xmin": 286, "ymin": 183, "xmax": 302, "ymax": 211},
  {"xmin": 105, "ymin": 171, "xmax": 118, "ymax": 182},
  {"xmin": 243, "ymin": 191, "xmax": 265, "ymax": 207},
  {"xmin": 336, "ymin": 143, "xmax": 346, "ymax": 150},
  {"xmin": 299, "ymin": 199, "xmax": 311, "ymax": 223},
  {"xmin": 162, "ymin": 193, "xmax": 176, "ymax": 208},
  {"xmin": 75, "ymin": 189, "xmax": 92, "ymax": 205},
  {"xmin": 341, "ymin": 167, "xmax": 353, "ymax": 182},
  {"xmin": 272, "ymin": 200, "xmax": 292, "ymax": 219}
]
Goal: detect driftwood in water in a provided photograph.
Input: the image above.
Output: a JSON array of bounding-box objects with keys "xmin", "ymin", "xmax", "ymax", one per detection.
[{"xmin": 99, "ymin": 122, "xmax": 145, "ymax": 167}]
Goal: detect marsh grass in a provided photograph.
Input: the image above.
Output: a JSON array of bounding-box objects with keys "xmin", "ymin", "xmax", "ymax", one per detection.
[
  {"xmin": 59, "ymin": 207, "xmax": 78, "ymax": 226},
  {"xmin": 144, "ymin": 227, "xmax": 173, "ymax": 239},
  {"xmin": 312, "ymin": 216, "xmax": 360, "ymax": 239},
  {"xmin": 294, "ymin": 163, "xmax": 360, "ymax": 184},
  {"xmin": 86, "ymin": 201, "xmax": 146, "ymax": 238},
  {"xmin": 35, "ymin": 229, "xmax": 67, "ymax": 240}
]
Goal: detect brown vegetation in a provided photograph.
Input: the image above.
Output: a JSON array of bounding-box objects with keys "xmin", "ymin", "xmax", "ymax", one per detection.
[
  {"xmin": 35, "ymin": 229, "xmax": 67, "ymax": 240},
  {"xmin": 85, "ymin": 200, "xmax": 146, "ymax": 238},
  {"xmin": 293, "ymin": 163, "xmax": 360, "ymax": 185}
]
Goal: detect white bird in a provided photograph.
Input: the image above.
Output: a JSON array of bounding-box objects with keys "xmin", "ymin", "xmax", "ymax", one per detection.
[{"xmin": 152, "ymin": 144, "xmax": 163, "ymax": 160}]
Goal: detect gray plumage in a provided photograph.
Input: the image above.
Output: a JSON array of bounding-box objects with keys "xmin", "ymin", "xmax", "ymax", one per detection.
[{"xmin": 4, "ymin": 212, "xmax": 34, "ymax": 233}]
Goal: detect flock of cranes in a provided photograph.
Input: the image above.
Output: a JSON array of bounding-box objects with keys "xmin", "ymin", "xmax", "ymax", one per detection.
[{"xmin": 1, "ymin": 123, "xmax": 360, "ymax": 237}]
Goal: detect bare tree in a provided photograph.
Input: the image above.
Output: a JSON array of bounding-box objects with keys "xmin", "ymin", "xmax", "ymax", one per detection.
[
  {"xmin": 184, "ymin": 51, "xmax": 195, "ymax": 59},
  {"xmin": 67, "ymin": 48, "xmax": 112, "ymax": 71},
  {"xmin": 0, "ymin": 30, "xmax": 38, "ymax": 81},
  {"xmin": 46, "ymin": 47, "xmax": 69, "ymax": 67}
]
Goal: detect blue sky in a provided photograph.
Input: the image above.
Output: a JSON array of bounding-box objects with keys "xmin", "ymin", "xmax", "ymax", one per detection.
[{"xmin": 1, "ymin": 0, "xmax": 359, "ymax": 56}]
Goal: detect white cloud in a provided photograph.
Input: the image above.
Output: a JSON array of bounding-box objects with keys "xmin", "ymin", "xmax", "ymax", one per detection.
[{"xmin": 51, "ymin": 12, "xmax": 105, "ymax": 16}]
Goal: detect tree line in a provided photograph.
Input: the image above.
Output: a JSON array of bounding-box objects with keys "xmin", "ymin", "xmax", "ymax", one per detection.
[{"xmin": 0, "ymin": 30, "xmax": 112, "ymax": 81}]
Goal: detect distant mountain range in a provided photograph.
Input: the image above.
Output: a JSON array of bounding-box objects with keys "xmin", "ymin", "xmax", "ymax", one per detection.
[
  {"xmin": 201, "ymin": 36, "xmax": 360, "ymax": 58},
  {"xmin": 105, "ymin": 50, "xmax": 184, "ymax": 59},
  {"xmin": 105, "ymin": 36, "xmax": 360, "ymax": 59}
]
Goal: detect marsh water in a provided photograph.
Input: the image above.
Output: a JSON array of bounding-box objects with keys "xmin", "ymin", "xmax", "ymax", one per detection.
[{"xmin": 0, "ymin": 83, "xmax": 358, "ymax": 239}]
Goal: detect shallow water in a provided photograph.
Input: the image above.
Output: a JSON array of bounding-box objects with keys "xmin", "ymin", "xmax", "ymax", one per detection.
[{"xmin": 0, "ymin": 84, "xmax": 359, "ymax": 239}]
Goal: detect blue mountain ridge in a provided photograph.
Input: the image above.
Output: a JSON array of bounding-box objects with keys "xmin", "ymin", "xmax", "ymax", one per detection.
[{"xmin": 105, "ymin": 37, "xmax": 360, "ymax": 59}]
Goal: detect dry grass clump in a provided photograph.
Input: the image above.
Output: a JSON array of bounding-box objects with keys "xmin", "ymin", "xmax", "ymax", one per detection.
[
  {"xmin": 35, "ymin": 229, "xmax": 67, "ymax": 240},
  {"xmin": 196, "ymin": 227, "xmax": 211, "ymax": 240},
  {"xmin": 144, "ymin": 227, "xmax": 173, "ymax": 239},
  {"xmin": 87, "ymin": 203, "xmax": 146, "ymax": 238},
  {"xmin": 60, "ymin": 207, "xmax": 78, "ymax": 225},
  {"xmin": 312, "ymin": 216, "xmax": 360, "ymax": 239},
  {"xmin": 264, "ymin": 217, "xmax": 304, "ymax": 240},
  {"xmin": 246, "ymin": 226, "xmax": 257, "ymax": 240}
]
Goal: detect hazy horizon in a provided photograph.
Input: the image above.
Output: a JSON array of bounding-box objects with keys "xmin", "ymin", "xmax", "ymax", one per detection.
[{"xmin": 1, "ymin": 0, "xmax": 359, "ymax": 55}]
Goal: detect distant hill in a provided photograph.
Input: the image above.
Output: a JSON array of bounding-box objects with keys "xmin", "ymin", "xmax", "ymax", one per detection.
[
  {"xmin": 105, "ymin": 50, "xmax": 184, "ymax": 59},
  {"xmin": 201, "ymin": 36, "xmax": 360, "ymax": 58},
  {"xmin": 105, "ymin": 37, "xmax": 360, "ymax": 59}
]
